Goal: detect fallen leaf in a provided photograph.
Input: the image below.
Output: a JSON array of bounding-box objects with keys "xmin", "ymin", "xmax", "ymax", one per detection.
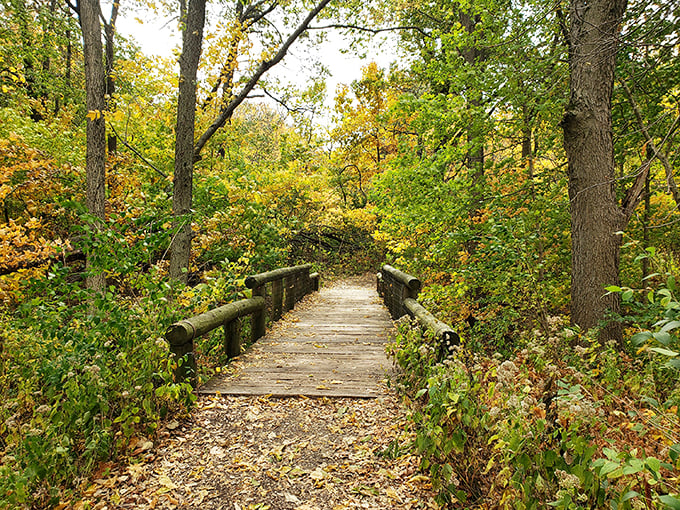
[
  {"xmin": 386, "ymin": 487, "xmax": 402, "ymax": 501},
  {"xmin": 210, "ymin": 446, "xmax": 226, "ymax": 458},
  {"xmin": 284, "ymin": 492, "xmax": 301, "ymax": 503},
  {"xmin": 309, "ymin": 467, "xmax": 325, "ymax": 481},
  {"xmin": 156, "ymin": 473, "xmax": 178, "ymax": 493},
  {"xmin": 132, "ymin": 440, "xmax": 154, "ymax": 456}
]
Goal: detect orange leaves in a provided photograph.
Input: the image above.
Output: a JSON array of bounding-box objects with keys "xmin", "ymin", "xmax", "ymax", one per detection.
[
  {"xmin": 0, "ymin": 218, "xmax": 68, "ymax": 271},
  {"xmin": 0, "ymin": 133, "xmax": 78, "ymax": 303},
  {"xmin": 0, "ymin": 219, "xmax": 71, "ymax": 305},
  {"xmin": 0, "ymin": 133, "xmax": 72, "ymax": 223}
]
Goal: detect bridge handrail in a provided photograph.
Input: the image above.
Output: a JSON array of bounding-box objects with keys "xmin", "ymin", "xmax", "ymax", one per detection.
[
  {"xmin": 377, "ymin": 265, "xmax": 459, "ymax": 355},
  {"xmin": 167, "ymin": 263, "xmax": 320, "ymax": 385}
]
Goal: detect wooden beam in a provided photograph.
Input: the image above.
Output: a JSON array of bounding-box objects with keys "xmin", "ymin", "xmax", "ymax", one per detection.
[
  {"xmin": 244, "ymin": 264, "xmax": 313, "ymax": 289},
  {"xmin": 381, "ymin": 264, "xmax": 421, "ymax": 294},
  {"xmin": 403, "ymin": 298, "xmax": 459, "ymax": 347},
  {"xmin": 166, "ymin": 297, "xmax": 265, "ymax": 347}
]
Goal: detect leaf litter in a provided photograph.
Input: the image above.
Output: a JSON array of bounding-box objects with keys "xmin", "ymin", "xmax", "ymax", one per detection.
[{"xmin": 67, "ymin": 391, "xmax": 440, "ymax": 509}]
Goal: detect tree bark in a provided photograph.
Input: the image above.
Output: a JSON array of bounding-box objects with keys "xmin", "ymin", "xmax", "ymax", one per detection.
[
  {"xmin": 169, "ymin": 0, "xmax": 332, "ymax": 282},
  {"xmin": 459, "ymin": 10, "xmax": 486, "ymax": 251},
  {"xmin": 79, "ymin": 0, "xmax": 107, "ymax": 295},
  {"xmin": 561, "ymin": 0, "xmax": 628, "ymax": 342},
  {"xmin": 169, "ymin": 0, "xmax": 206, "ymax": 283}
]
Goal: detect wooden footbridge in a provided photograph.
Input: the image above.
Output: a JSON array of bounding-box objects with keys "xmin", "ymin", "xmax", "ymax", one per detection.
[{"xmin": 166, "ymin": 264, "xmax": 458, "ymax": 398}]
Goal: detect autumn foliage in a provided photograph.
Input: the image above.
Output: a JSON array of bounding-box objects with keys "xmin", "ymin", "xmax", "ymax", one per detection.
[{"xmin": 0, "ymin": 0, "xmax": 679, "ymax": 507}]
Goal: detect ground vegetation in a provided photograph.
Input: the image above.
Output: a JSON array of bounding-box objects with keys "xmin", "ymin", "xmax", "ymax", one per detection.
[{"xmin": 0, "ymin": 0, "xmax": 678, "ymax": 507}]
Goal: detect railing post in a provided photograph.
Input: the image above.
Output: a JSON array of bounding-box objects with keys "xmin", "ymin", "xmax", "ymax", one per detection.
[
  {"xmin": 167, "ymin": 333, "xmax": 196, "ymax": 386},
  {"xmin": 310, "ymin": 272, "xmax": 320, "ymax": 292},
  {"xmin": 297, "ymin": 265, "xmax": 310, "ymax": 301},
  {"xmin": 284, "ymin": 274, "xmax": 295, "ymax": 311},
  {"xmin": 251, "ymin": 285, "xmax": 266, "ymax": 342},
  {"xmin": 380, "ymin": 265, "xmax": 421, "ymax": 319},
  {"xmin": 224, "ymin": 318, "xmax": 241, "ymax": 358},
  {"xmin": 271, "ymin": 279, "xmax": 283, "ymax": 321}
]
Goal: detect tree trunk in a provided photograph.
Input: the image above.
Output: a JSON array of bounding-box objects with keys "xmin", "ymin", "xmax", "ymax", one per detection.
[
  {"xmin": 642, "ymin": 170, "xmax": 650, "ymax": 283},
  {"xmin": 169, "ymin": 0, "xmax": 206, "ymax": 283},
  {"xmin": 459, "ymin": 10, "xmax": 485, "ymax": 245},
  {"xmin": 561, "ymin": 0, "xmax": 628, "ymax": 342},
  {"xmin": 79, "ymin": 0, "xmax": 107, "ymax": 294},
  {"xmin": 168, "ymin": 0, "xmax": 331, "ymax": 283}
]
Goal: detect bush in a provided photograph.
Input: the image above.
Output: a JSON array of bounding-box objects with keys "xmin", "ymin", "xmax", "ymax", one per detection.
[
  {"xmin": 0, "ymin": 264, "xmax": 197, "ymax": 508},
  {"xmin": 387, "ymin": 301, "xmax": 680, "ymax": 508}
]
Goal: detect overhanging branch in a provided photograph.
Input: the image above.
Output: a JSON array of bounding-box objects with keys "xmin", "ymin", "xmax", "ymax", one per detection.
[
  {"xmin": 108, "ymin": 122, "xmax": 169, "ymax": 179},
  {"xmin": 193, "ymin": 0, "xmax": 333, "ymax": 159},
  {"xmin": 307, "ymin": 23, "xmax": 430, "ymax": 38}
]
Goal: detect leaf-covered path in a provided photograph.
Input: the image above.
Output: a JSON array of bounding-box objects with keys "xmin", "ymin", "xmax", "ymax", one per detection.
[{"xmin": 72, "ymin": 278, "xmax": 439, "ymax": 509}]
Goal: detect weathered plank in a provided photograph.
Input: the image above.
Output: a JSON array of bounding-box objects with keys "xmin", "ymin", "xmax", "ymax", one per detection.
[{"xmin": 198, "ymin": 277, "xmax": 395, "ymax": 398}]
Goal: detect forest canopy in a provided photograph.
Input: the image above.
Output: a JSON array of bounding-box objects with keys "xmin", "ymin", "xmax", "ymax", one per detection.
[{"xmin": 0, "ymin": 0, "xmax": 679, "ymax": 507}]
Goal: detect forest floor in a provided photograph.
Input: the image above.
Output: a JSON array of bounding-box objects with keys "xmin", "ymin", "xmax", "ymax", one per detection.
[
  {"xmin": 67, "ymin": 276, "xmax": 439, "ymax": 510},
  {"xmin": 71, "ymin": 392, "xmax": 439, "ymax": 510}
]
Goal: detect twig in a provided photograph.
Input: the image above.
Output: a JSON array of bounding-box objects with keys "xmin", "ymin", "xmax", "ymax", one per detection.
[
  {"xmin": 307, "ymin": 23, "xmax": 429, "ymax": 38},
  {"xmin": 107, "ymin": 122, "xmax": 169, "ymax": 180}
]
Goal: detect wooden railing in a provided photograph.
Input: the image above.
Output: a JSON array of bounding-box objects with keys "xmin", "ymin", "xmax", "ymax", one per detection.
[
  {"xmin": 166, "ymin": 264, "xmax": 320, "ymax": 385},
  {"xmin": 377, "ymin": 264, "xmax": 459, "ymax": 356}
]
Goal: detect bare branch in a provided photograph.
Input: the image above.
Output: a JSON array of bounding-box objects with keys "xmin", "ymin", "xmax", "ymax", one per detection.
[
  {"xmin": 621, "ymin": 80, "xmax": 680, "ymax": 211},
  {"xmin": 194, "ymin": 0, "xmax": 332, "ymax": 159},
  {"xmin": 108, "ymin": 122, "xmax": 169, "ymax": 180},
  {"xmin": 621, "ymin": 160, "xmax": 651, "ymax": 222},
  {"xmin": 262, "ymin": 87, "xmax": 314, "ymax": 114},
  {"xmin": 242, "ymin": 0, "xmax": 278, "ymax": 26},
  {"xmin": 308, "ymin": 23, "xmax": 429, "ymax": 38},
  {"xmin": 67, "ymin": 0, "xmax": 79, "ymax": 16}
]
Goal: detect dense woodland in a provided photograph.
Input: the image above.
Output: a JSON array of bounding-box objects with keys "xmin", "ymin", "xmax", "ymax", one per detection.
[{"xmin": 0, "ymin": 0, "xmax": 679, "ymax": 507}]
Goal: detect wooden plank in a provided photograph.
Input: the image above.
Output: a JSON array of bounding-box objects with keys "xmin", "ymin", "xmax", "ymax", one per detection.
[{"xmin": 198, "ymin": 277, "xmax": 395, "ymax": 398}]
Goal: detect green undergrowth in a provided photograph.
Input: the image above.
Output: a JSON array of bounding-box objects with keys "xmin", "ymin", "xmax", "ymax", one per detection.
[
  {"xmin": 387, "ymin": 275, "xmax": 680, "ymax": 509},
  {"xmin": 0, "ymin": 270, "xmax": 188, "ymax": 508},
  {"xmin": 0, "ymin": 233, "xmax": 378, "ymax": 508},
  {"xmin": 0, "ymin": 254, "xmax": 267, "ymax": 508}
]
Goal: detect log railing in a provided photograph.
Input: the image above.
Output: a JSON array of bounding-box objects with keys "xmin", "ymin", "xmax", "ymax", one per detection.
[
  {"xmin": 166, "ymin": 264, "xmax": 320, "ymax": 385},
  {"xmin": 377, "ymin": 264, "xmax": 459, "ymax": 356}
]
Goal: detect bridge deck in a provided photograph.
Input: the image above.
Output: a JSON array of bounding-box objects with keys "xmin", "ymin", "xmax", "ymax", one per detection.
[{"xmin": 198, "ymin": 278, "xmax": 395, "ymax": 398}]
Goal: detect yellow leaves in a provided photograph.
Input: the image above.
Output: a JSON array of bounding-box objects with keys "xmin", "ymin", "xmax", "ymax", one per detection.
[
  {"xmin": 389, "ymin": 238, "xmax": 413, "ymax": 255},
  {"xmin": 24, "ymin": 216, "xmax": 41, "ymax": 230},
  {"xmin": 86, "ymin": 109, "xmax": 103, "ymax": 121},
  {"xmin": 0, "ymin": 219, "xmax": 60, "ymax": 274},
  {"xmin": 155, "ymin": 473, "xmax": 178, "ymax": 494}
]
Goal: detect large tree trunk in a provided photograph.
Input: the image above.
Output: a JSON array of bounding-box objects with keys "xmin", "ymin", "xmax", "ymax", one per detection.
[
  {"xmin": 561, "ymin": 0, "xmax": 628, "ymax": 342},
  {"xmin": 169, "ymin": 0, "xmax": 206, "ymax": 284},
  {"xmin": 79, "ymin": 0, "xmax": 107, "ymax": 294}
]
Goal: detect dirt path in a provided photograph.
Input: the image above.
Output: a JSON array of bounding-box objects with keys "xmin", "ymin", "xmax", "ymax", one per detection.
[
  {"xmin": 71, "ymin": 277, "xmax": 439, "ymax": 509},
  {"xmin": 80, "ymin": 393, "xmax": 437, "ymax": 509}
]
